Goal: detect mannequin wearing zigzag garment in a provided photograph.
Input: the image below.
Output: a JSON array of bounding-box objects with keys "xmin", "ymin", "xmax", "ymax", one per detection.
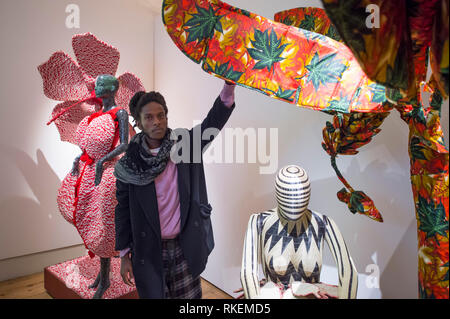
[{"xmin": 240, "ymin": 165, "xmax": 358, "ymax": 299}]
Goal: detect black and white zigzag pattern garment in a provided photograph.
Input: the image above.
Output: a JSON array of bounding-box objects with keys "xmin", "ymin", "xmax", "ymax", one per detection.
[
  {"xmin": 240, "ymin": 166, "xmax": 358, "ymax": 299},
  {"xmin": 241, "ymin": 211, "xmax": 357, "ymax": 299},
  {"xmin": 264, "ymin": 165, "xmax": 323, "ymax": 286},
  {"xmin": 262, "ymin": 210, "xmax": 324, "ymax": 286}
]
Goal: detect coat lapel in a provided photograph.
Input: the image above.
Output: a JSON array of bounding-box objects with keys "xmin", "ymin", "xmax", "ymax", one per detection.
[
  {"xmin": 176, "ymin": 162, "xmax": 191, "ymax": 231},
  {"xmin": 135, "ymin": 182, "xmax": 161, "ymax": 240}
]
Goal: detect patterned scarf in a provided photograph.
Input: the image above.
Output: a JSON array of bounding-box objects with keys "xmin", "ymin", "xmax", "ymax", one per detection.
[{"xmin": 114, "ymin": 129, "xmax": 174, "ymax": 186}]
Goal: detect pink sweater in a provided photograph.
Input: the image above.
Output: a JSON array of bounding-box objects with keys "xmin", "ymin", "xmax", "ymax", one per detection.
[
  {"xmin": 120, "ymin": 83, "xmax": 235, "ymax": 258},
  {"xmin": 150, "ymin": 150, "xmax": 181, "ymax": 239}
]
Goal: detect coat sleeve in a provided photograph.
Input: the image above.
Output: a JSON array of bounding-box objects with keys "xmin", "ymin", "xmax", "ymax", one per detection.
[
  {"xmin": 199, "ymin": 96, "xmax": 235, "ymax": 151},
  {"xmin": 115, "ymin": 179, "xmax": 133, "ymax": 251}
]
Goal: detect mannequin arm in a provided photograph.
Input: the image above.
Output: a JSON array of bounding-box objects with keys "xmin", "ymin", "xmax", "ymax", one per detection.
[
  {"xmin": 240, "ymin": 213, "xmax": 261, "ymax": 299},
  {"xmin": 324, "ymin": 215, "xmax": 358, "ymax": 299},
  {"xmin": 95, "ymin": 109, "xmax": 129, "ymax": 185},
  {"xmin": 71, "ymin": 153, "xmax": 82, "ymax": 176}
]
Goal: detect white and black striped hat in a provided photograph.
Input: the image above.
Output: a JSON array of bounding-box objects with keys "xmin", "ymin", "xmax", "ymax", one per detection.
[{"xmin": 275, "ymin": 165, "xmax": 310, "ymax": 219}]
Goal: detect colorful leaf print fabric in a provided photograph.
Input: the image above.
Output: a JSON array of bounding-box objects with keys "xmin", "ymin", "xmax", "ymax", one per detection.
[
  {"xmin": 321, "ymin": 111, "xmax": 391, "ymax": 222},
  {"xmin": 162, "ymin": 0, "xmax": 448, "ymax": 298},
  {"xmin": 274, "ymin": 7, "xmax": 390, "ymax": 222},
  {"xmin": 322, "ymin": 0, "xmax": 448, "ymax": 99},
  {"xmin": 430, "ymin": 0, "xmax": 449, "ymax": 97},
  {"xmin": 321, "ymin": 0, "xmax": 449, "ymax": 299},
  {"xmin": 395, "ymin": 89, "xmax": 449, "ymax": 299},
  {"xmin": 162, "ymin": 0, "xmax": 386, "ymax": 113},
  {"xmin": 274, "ymin": 7, "xmax": 342, "ymax": 43}
]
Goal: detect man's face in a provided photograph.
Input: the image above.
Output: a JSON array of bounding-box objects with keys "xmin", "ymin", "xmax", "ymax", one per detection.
[{"xmin": 138, "ymin": 102, "xmax": 168, "ymax": 141}]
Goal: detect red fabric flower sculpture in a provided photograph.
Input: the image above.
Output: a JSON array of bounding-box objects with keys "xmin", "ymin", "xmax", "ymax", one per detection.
[
  {"xmin": 38, "ymin": 33, "xmax": 144, "ymax": 258},
  {"xmin": 38, "ymin": 32, "xmax": 143, "ymax": 144}
]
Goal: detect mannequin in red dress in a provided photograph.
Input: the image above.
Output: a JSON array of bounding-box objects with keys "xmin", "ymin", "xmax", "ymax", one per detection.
[{"xmin": 61, "ymin": 74, "xmax": 130, "ymax": 298}]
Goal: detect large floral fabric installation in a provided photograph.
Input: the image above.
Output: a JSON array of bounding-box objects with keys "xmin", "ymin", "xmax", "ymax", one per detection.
[
  {"xmin": 395, "ymin": 90, "xmax": 448, "ymax": 299},
  {"xmin": 274, "ymin": 7, "xmax": 343, "ymax": 43},
  {"xmin": 163, "ymin": 0, "xmax": 389, "ymax": 220},
  {"xmin": 322, "ymin": 0, "xmax": 448, "ymax": 101},
  {"xmin": 162, "ymin": 0, "xmax": 448, "ymax": 298},
  {"xmin": 38, "ymin": 33, "xmax": 144, "ymax": 258},
  {"xmin": 162, "ymin": 0, "xmax": 387, "ymax": 114},
  {"xmin": 320, "ymin": 110, "xmax": 390, "ymax": 222},
  {"xmin": 273, "ymin": 7, "xmax": 390, "ymax": 223},
  {"xmin": 276, "ymin": 2, "xmax": 449, "ymax": 298},
  {"xmin": 321, "ymin": 0, "xmax": 449, "ymax": 299},
  {"xmin": 38, "ymin": 33, "xmax": 142, "ymax": 144}
]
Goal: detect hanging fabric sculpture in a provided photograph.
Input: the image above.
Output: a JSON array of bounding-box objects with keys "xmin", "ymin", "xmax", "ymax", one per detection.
[
  {"xmin": 320, "ymin": 0, "xmax": 449, "ymax": 299},
  {"xmin": 273, "ymin": 7, "xmax": 390, "ymax": 223},
  {"xmin": 162, "ymin": 0, "xmax": 449, "ymax": 299},
  {"xmin": 322, "ymin": 0, "xmax": 448, "ymax": 101},
  {"xmin": 320, "ymin": 111, "xmax": 389, "ymax": 222},
  {"xmin": 162, "ymin": 0, "xmax": 387, "ymax": 114},
  {"xmin": 163, "ymin": 0, "xmax": 389, "ymax": 222},
  {"xmin": 38, "ymin": 33, "xmax": 145, "ymax": 258}
]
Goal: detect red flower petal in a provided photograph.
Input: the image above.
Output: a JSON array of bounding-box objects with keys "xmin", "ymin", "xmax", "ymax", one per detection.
[
  {"xmin": 51, "ymin": 100, "xmax": 100, "ymax": 144},
  {"xmin": 72, "ymin": 33, "xmax": 120, "ymax": 78},
  {"xmin": 116, "ymin": 72, "xmax": 145, "ymax": 113},
  {"xmin": 38, "ymin": 51, "xmax": 90, "ymax": 101}
]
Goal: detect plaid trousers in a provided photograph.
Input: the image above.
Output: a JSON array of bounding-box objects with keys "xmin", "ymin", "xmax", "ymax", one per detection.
[{"xmin": 162, "ymin": 237, "xmax": 202, "ymax": 299}]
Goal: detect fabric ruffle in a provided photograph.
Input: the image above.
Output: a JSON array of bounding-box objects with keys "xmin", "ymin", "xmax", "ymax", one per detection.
[{"xmin": 38, "ymin": 33, "xmax": 145, "ymax": 145}]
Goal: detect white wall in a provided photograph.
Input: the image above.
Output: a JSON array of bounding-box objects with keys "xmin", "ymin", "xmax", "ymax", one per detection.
[
  {"xmin": 0, "ymin": 0, "xmax": 155, "ymax": 262},
  {"xmin": 154, "ymin": 0, "xmax": 449, "ymax": 299}
]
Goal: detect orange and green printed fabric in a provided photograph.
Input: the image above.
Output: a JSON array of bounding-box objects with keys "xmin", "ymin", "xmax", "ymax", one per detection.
[
  {"xmin": 162, "ymin": 0, "xmax": 387, "ymax": 113},
  {"xmin": 321, "ymin": 110, "xmax": 391, "ymax": 223},
  {"xmin": 396, "ymin": 90, "xmax": 449, "ymax": 299},
  {"xmin": 273, "ymin": 6, "xmax": 390, "ymax": 222},
  {"xmin": 274, "ymin": 7, "xmax": 343, "ymax": 43},
  {"xmin": 321, "ymin": 0, "xmax": 448, "ymax": 99},
  {"xmin": 321, "ymin": 0, "xmax": 449, "ymax": 299}
]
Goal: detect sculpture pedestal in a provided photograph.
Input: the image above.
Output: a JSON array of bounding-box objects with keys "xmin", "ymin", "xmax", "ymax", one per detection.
[{"xmin": 44, "ymin": 255, "xmax": 138, "ymax": 299}]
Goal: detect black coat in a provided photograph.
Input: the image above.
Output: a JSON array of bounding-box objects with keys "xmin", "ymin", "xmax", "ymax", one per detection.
[{"xmin": 114, "ymin": 96, "xmax": 235, "ymax": 298}]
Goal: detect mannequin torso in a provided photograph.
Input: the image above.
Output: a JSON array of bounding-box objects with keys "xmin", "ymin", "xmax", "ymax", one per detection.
[
  {"xmin": 240, "ymin": 165, "xmax": 358, "ymax": 299},
  {"xmin": 259, "ymin": 209, "xmax": 325, "ymax": 287}
]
